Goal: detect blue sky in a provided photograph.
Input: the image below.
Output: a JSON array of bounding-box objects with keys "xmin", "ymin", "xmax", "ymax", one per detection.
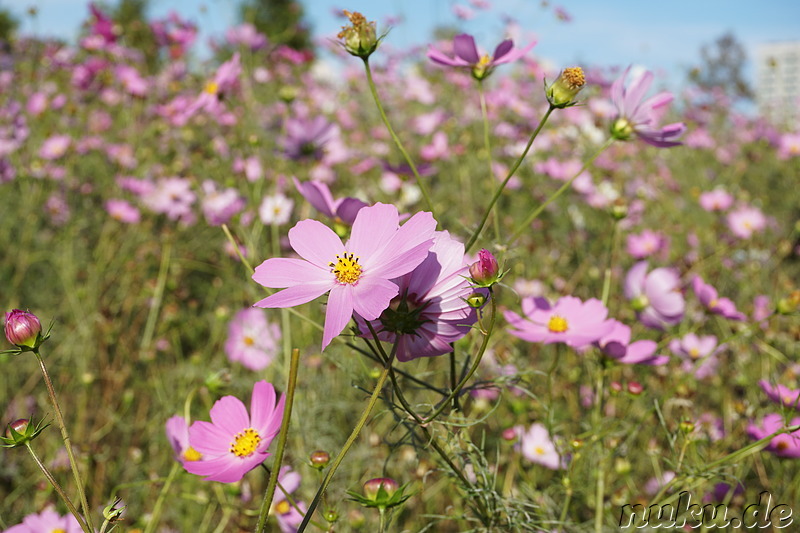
[{"xmin": 7, "ymin": 0, "xmax": 800, "ymax": 87}]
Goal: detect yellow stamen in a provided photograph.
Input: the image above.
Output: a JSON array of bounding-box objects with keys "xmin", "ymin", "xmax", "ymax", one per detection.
[
  {"xmin": 275, "ymin": 500, "xmax": 291, "ymax": 515},
  {"xmin": 534, "ymin": 446, "xmax": 546, "ymax": 455},
  {"xmin": 688, "ymin": 347, "xmax": 701, "ymax": 360},
  {"xmin": 53, "ymin": 530, "xmax": 67, "ymax": 533},
  {"xmin": 229, "ymin": 428, "xmax": 261, "ymax": 458},
  {"xmin": 329, "ymin": 253, "xmax": 363, "ymax": 285},
  {"xmin": 243, "ymin": 336, "xmax": 255, "ymax": 346},
  {"xmin": 182, "ymin": 446, "xmax": 202, "ymax": 462},
  {"xmin": 204, "ymin": 81, "xmax": 219, "ymax": 95},
  {"xmin": 547, "ymin": 315, "xmax": 568, "ymax": 333},
  {"xmin": 561, "ymin": 66, "xmax": 586, "ymax": 90}
]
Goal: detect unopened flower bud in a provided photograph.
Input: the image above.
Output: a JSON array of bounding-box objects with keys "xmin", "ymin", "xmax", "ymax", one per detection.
[
  {"xmin": 337, "ymin": 10, "xmax": 380, "ymax": 59},
  {"xmin": 4, "ymin": 309, "xmax": 42, "ymax": 348},
  {"xmin": 610, "ymin": 381, "xmax": 623, "ymax": 394},
  {"xmin": 546, "ymin": 67, "xmax": 586, "ymax": 108},
  {"xmin": 363, "ymin": 477, "xmax": 398, "ymax": 500},
  {"xmin": 103, "ymin": 497, "xmax": 126, "ymax": 522},
  {"xmin": 777, "ymin": 290, "xmax": 800, "ymax": 315},
  {"xmin": 309, "ymin": 450, "xmax": 330, "ymax": 469},
  {"xmin": 324, "ymin": 509, "xmax": 339, "ymax": 523},
  {"xmin": 1, "ymin": 416, "xmax": 48, "ymax": 448},
  {"xmin": 627, "ymin": 381, "xmax": 644, "ymax": 395},
  {"xmin": 630, "ymin": 295, "xmax": 649, "ymax": 312},
  {"xmin": 469, "ymin": 249, "xmax": 500, "ymax": 287},
  {"xmin": 7, "ymin": 418, "xmax": 29, "ymax": 438},
  {"xmin": 502, "ymin": 427, "xmax": 517, "ymax": 441},
  {"xmin": 679, "ymin": 419, "xmax": 695, "ymax": 434},
  {"xmin": 466, "ymin": 292, "xmax": 487, "ymax": 308},
  {"xmin": 610, "ymin": 200, "xmax": 628, "ymax": 220}
]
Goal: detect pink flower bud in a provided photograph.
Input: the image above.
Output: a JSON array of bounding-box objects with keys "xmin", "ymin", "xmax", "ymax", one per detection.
[
  {"xmin": 469, "ymin": 249, "xmax": 499, "ymax": 286},
  {"xmin": 4, "ymin": 309, "xmax": 42, "ymax": 348},
  {"xmin": 363, "ymin": 477, "xmax": 399, "ymax": 500}
]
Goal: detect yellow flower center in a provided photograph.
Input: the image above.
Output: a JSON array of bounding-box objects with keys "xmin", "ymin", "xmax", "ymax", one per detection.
[
  {"xmin": 275, "ymin": 500, "xmax": 291, "ymax": 515},
  {"xmin": 182, "ymin": 446, "xmax": 202, "ymax": 462},
  {"xmin": 53, "ymin": 530, "xmax": 67, "ymax": 533},
  {"xmin": 229, "ymin": 428, "xmax": 262, "ymax": 458},
  {"xmin": 708, "ymin": 299, "xmax": 718, "ymax": 309},
  {"xmin": 776, "ymin": 440, "xmax": 789, "ymax": 452},
  {"xmin": 243, "ymin": 336, "xmax": 255, "ymax": 346},
  {"xmin": 561, "ymin": 66, "xmax": 586, "ymax": 89},
  {"xmin": 688, "ymin": 347, "xmax": 701, "ymax": 360},
  {"xmin": 329, "ymin": 253, "xmax": 363, "ymax": 285},
  {"xmin": 204, "ymin": 81, "xmax": 219, "ymax": 95},
  {"xmin": 547, "ymin": 315, "xmax": 569, "ymax": 333},
  {"xmin": 534, "ymin": 446, "xmax": 546, "ymax": 456},
  {"xmin": 478, "ymin": 54, "xmax": 491, "ymax": 67}
]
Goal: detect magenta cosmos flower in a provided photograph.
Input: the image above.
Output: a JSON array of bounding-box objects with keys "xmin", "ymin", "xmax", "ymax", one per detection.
[
  {"xmin": 609, "ymin": 66, "xmax": 686, "ymax": 147},
  {"xmin": 253, "ymin": 203, "xmax": 436, "ymax": 350},
  {"xmin": 293, "ymin": 177, "xmax": 367, "ymax": 225},
  {"xmin": 504, "ymin": 296, "xmax": 615, "ymax": 349},
  {"xmin": 356, "ymin": 231, "xmax": 482, "ymax": 362},
  {"xmin": 692, "ymin": 275, "xmax": 746, "ymax": 321},
  {"xmin": 224, "ymin": 308, "xmax": 281, "ymax": 371},
  {"xmin": 726, "ymin": 205, "xmax": 767, "ymax": 239},
  {"xmin": 165, "ymin": 415, "xmax": 203, "ymax": 466},
  {"xmin": 427, "ymin": 33, "xmax": 535, "ymax": 80},
  {"xmin": 184, "ymin": 380, "xmax": 284, "ymax": 483},
  {"xmin": 624, "ymin": 261, "xmax": 685, "ymax": 330},
  {"xmin": 747, "ymin": 413, "xmax": 800, "ymax": 458},
  {"xmin": 669, "ymin": 333, "xmax": 722, "ymax": 380},
  {"xmin": 759, "ymin": 380, "xmax": 800, "ymax": 411},
  {"xmin": 595, "ymin": 320, "xmax": 668, "ymax": 366},
  {"xmin": 4, "ymin": 508, "xmax": 84, "ymax": 533}
]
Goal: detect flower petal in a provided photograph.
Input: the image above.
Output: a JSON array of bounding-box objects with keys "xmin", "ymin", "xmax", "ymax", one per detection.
[
  {"xmin": 288, "ymin": 219, "xmax": 344, "ymax": 267},
  {"xmin": 453, "ymin": 33, "xmax": 479, "ymax": 64},
  {"xmin": 322, "ymin": 285, "xmax": 354, "ymax": 350},
  {"xmin": 209, "ymin": 395, "xmax": 250, "ymax": 435},
  {"xmin": 347, "ymin": 203, "xmax": 399, "ymax": 259},
  {"xmin": 253, "ymin": 258, "xmax": 329, "ymax": 288},
  {"xmin": 352, "ymin": 277, "xmax": 399, "ymax": 320},
  {"xmin": 254, "ymin": 282, "xmax": 331, "ymax": 308}
]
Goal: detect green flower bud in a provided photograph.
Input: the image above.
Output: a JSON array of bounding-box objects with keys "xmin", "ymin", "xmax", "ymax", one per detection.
[
  {"xmin": 337, "ymin": 11, "xmax": 380, "ymax": 59},
  {"xmin": 546, "ymin": 67, "xmax": 586, "ymax": 108}
]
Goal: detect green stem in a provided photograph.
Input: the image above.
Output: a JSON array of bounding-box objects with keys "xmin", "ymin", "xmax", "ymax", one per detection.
[
  {"xmin": 507, "ymin": 138, "xmax": 615, "ymax": 247},
  {"xmin": 362, "ymin": 57, "xmax": 435, "ymax": 216},
  {"xmin": 465, "ymin": 106, "xmax": 556, "ymax": 253},
  {"xmin": 34, "ymin": 350, "xmax": 95, "ymax": 532},
  {"xmin": 477, "ymin": 82, "xmax": 501, "ymax": 243},
  {"xmin": 140, "ymin": 241, "xmax": 171, "ymax": 358},
  {"xmin": 143, "ymin": 461, "xmax": 181, "ymax": 533},
  {"xmin": 296, "ymin": 343, "xmax": 399, "ymax": 532},
  {"xmin": 25, "ymin": 443, "xmax": 92, "ymax": 533},
  {"xmin": 390, "ymin": 290, "xmax": 496, "ymax": 425},
  {"xmin": 256, "ymin": 348, "xmax": 300, "ymax": 532},
  {"xmin": 601, "ymin": 219, "xmax": 620, "ymax": 307},
  {"xmin": 593, "ymin": 360, "xmax": 607, "ymax": 533}
]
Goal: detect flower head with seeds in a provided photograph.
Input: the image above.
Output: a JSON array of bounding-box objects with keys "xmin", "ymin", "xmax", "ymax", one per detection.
[
  {"xmin": 253, "ymin": 203, "xmax": 436, "ymax": 350},
  {"xmin": 184, "ymin": 380, "xmax": 284, "ymax": 483},
  {"xmin": 337, "ymin": 10, "xmax": 380, "ymax": 58}
]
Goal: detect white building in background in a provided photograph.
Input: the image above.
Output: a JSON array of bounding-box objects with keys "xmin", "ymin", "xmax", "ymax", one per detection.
[{"xmin": 756, "ymin": 41, "xmax": 800, "ymax": 125}]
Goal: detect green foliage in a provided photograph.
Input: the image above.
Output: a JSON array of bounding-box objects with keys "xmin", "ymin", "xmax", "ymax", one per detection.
[
  {"xmin": 0, "ymin": 6, "xmax": 18, "ymax": 44},
  {"xmin": 239, "ymin": 0, "xmax": 312, "ymax": 51}
]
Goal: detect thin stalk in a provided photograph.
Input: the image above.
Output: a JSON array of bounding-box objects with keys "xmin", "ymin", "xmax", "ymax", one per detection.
[
  {"xmin": 449, "ymin": 350, "xmax": 459, "ymax": 411},
  {"xmin": 507, "ymin": 138, "xmax": 615, "ymax": 247},
  {"xmin": 362, "ymin": 57, "xmax": 435, "ymax": 216},
  {"xmin": 256, "ymin": 348, "xmax": 300, "ymax": 532},
  {"xmin": 24, "ymin": 443, "xmax": 91, "ymax": 533},
  {"xmin": 465, "ymin": 106, "xmax": 555, "ymax": 253},
  {"xmin": 389, "ymin": 290, "xmax": 496, "ymax": 425},
  {"xmin": 34, "ymin": 350, "xmax": 95, "ymax": 532},
  {"xmin": 477, "ymin": 82, "xmax": 501, "ymax": 243},
  {"xmin": 297, "ymin": 343, "xmax": 399, "ymax": 532},
  {"xmin": 143, "ymin": 462, "xmax": 181, "ymax": 533},
  {"xmin": 601, "ymin": 219, "xmax": 620, "ymax": 307},
  {"xmin": 140, "ymin": 241, "xmax": 171, "ymax": 358},
  {"xmin": 593, "ymin": 360, "xmax": 607, "ymax": 533}
]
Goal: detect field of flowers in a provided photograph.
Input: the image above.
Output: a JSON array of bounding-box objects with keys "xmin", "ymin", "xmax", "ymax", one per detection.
[{"xmin": 2, "ymin": 3, "xmax": 800, "ymax": 532}]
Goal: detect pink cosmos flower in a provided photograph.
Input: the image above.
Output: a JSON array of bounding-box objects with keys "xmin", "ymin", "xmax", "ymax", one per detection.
[
  {"xmin": 224, "ymin": 308, "xmax": 281, "ymax": 371},
  {"xmin": 515, "ymin": 423, "xmax": 565, "ymax": 469},
  {"xmin": 624, "ymin": 261, "xmax": 685, "ymax": 330},
  {"xmin": 184, "ymin": 380, "xmax": 284, "ymax": 483},
  {"xmin": 226, "ymin": 23, "xmax": 268, "ymax": 51},
  {"xmin": 201, "ymin": 180, "xmax": 245, "ymax": 226},
  {"xmin": 105, "ymin": 199, "xmax": 141, "ymax": 224},
  {"xmin": 698, "ymin": 189, "xmax": 733, "ymax": 212},
  {"xmin": 595, "ymin": 320, "xmax": 668, "ymax": 366},
  {"xmin": 3, "ymin": 508, "xmax": 84, "ymax": 533},
  {"xmin": 609, "ymin": 66, "xmax": 686, "ymax": 147},
  {"xmin": 355, "ymin": 231, "xmax": 481, "ymax": 362},
  {"xmin": 279, "ymin": 116, "xmax": 337, "ymax": 161},
  {"xmin": 691, "ymin": 276, "xmax": 746, "ymax": 321},
  {"xmin": 293, "ymin": 177, "xmax": 367, "ymax": 225},
  {"xmin": 253, "ymin": 203, "xmax": 436, "ymax": 350},
  {"xmin": 626, "ymin": 229, "xmax": 668, "ymax": 259},
  {"xmin": 504, "ymin": 296, "xmax": 616, "ymax": 349},
  {"xmin": 39, "ymin": 134, "xmax": 71, "ymax": 160},
  {"xmin": 777, "ymin": 132, "xmax": 800, "ymax": 160},
  {"xmin": 669, "ymin": 333, "xmax": 721, "ymax": 380},
  {"xmin": 758, "ymin": 380, "xmax": 800, "ymax": 411},
  {"xmin": 271, "ymin": 467, "xmax": 306, "ymax": 532},
  {"xmin": 726, "ymin": 205, "xmax": 766, "ymax": 239},
  {"xmin": 141, "ymin": 176, "xmax": 196, "ymax": 223},
  {"xmin": 258, "ymin": 193, "xmax": 294, "ymax": 225},
  {"xmin": 427, "ymin": 33, "xmax": 535, "ymax": 80},
  {"xmin": 165, "ymin": 415, "xmax": 204, "ymax": 466},
  {"xmin": 747, "ymin": 413, "xmax": 800, "ymax": 458}
]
